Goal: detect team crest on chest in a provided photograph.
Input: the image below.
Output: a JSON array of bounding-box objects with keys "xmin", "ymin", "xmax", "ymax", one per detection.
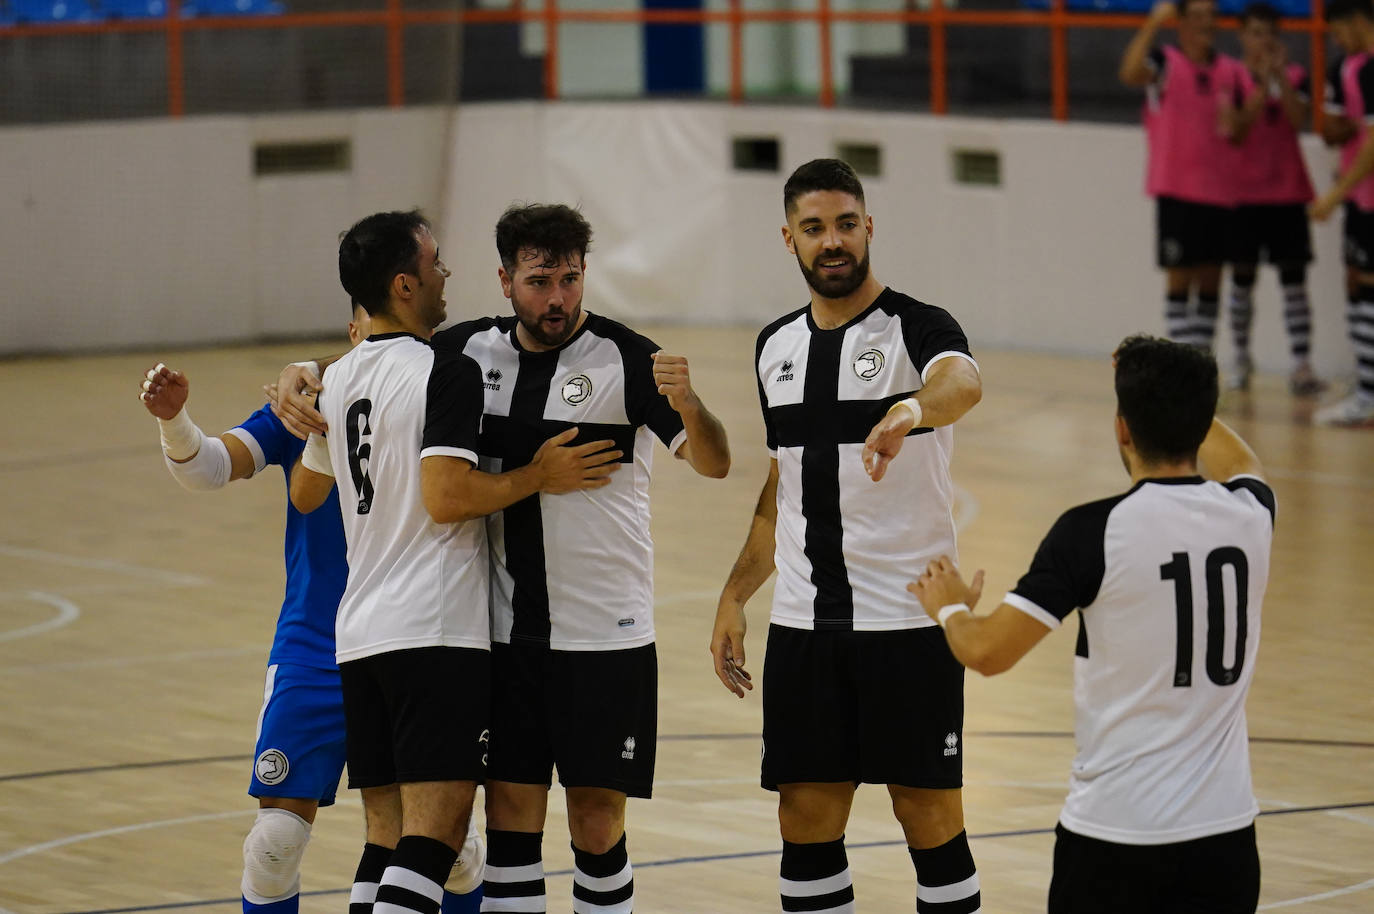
[
  {"xmin": 853, "ymin": 349, "xmax": 885, "ymax": 381},
  {"xmin": 561, "ymin": 374, "xmax": 593, "ymax": 405}
]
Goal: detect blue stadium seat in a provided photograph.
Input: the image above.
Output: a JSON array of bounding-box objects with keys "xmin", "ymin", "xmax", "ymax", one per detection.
[
  {"xmin": 189, "ymin": 0, "xmax": 281, "ymax": 15},
  {"xmin": 99, "ymin": 0, "xmax": 167, "ymax": 17},
  {"xmin": 11, "ymin": 0, "xmax": 96, "ymax": 21}
]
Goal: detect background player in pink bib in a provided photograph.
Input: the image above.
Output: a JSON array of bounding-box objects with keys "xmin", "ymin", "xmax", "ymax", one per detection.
[
  {"xmin": 1311, "ymin": 0, "xmax": 1374, "ymax": 425},
  {"xmin": 1218, "ymin": 3, "xmax": 1325, "ymax": 395},
  {"xmin": 1121, "ymin": 0, "xmax": 1244, "ymax": 351}
]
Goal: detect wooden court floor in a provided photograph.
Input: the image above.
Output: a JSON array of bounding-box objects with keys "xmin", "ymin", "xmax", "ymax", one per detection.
[{"xmin": 1, "ymin": 328, "xmax": 1371, "ymax": 913}]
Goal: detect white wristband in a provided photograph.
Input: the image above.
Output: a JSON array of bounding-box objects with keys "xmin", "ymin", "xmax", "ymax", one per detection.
[
  {"xmin": 156, "ymin": 408, "xmax": 205, "ymax": 462},
  {"xmin": 937, "ymin": 602, "xmax": 971, "ymax": 627},
  {"xmin": 290, "ymin": 360, "xmax": 321, "ymax": 380},
  {"xmin": 302, "ymin": 432, "xmax": 334, "ymax": 478},
  {"xmin": 889, "ymin": 396, "xmax": 923, "ymax": 429}
]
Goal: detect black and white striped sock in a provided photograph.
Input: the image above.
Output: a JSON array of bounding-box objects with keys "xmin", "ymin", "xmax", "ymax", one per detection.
[
  {"xmin": 1165, "ymin": 291, "xmax": 1191, "ymax": 344},
  {"xmin": 374, "ymin": 836, "xmax": 458, "ymax": 914},
  {"xmin": 481, "ymin": 830, "xmax": 545, "ymax": 913},
  {"xmin": 779, "ymin": 837, "xmax": 855, "ymax": 914},
  {"xmin": 571, "ymin": 833, "xmax": 634, "ymax": 914},
  {"xmin": 1356, "ymin": 286, "xmax": 1374, "ymax": 400},
  {"xmin": 1229, "ymin": 281, "xmax": 1255, "ymax": 357},
  {"xmin": 910, "ymin": 831, "xmax": 980, "ymax": 914},
  {"xmin": 350, "ymin": 843, "xmax": 393, "ymax": 914},
  {"xmin": 1282, "ymin": 283, "xmax": 1313, "ymax": 362},
  {"xmin": 1193, "ymin": 292, "xmax": 1220, "ymax": 352}
]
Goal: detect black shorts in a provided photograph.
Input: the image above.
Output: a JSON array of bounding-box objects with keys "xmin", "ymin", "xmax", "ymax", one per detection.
[
  {"xmin": 1228, "ymin": 203, "xmax": 1312, "ymax": 265},
  {"xmin": 1344, "ymin": 200, "xmax": 1374, "ymax": 270},
  {"xmin": 487, "ymin": 642, "xmax": 658, "ymax": 798},
  {"xmin": 339, "ymin": 646, "xmax": 491, "ymax": 789},
  {"xmin": 760, "ymin": 624, "xmax": 964, "ymax": 791},
  {"xmin": 1048, "ymin": 822, "xmax": 1260, "ymax": 914},
  {"xmin": 1157, "ymin": 196, "xmax": 1231, "ymax": 268}
]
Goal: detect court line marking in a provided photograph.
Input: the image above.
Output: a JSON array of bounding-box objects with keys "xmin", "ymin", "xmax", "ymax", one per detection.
[
  {"xmin": 5, "ymin": 732, "xmax": 1369, "ymax": 783},
  {"xmin": 0, "ymin": 646, "xmax": 260, "ymax": 676},
  {"xmin": 0, "ymin": 591, "xmax": 80, "ymax": 643},
  {"xmin": 0, "ymin": 544, "xmax": 208, "ymax": 588},
  {"xmin": 22, "ymin": 803, "xmax": 1374, "ymax": 914}
]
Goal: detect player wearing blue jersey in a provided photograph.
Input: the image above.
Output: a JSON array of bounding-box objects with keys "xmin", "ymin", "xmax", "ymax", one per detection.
[{"xmin": 139, "ymin": 303, "xmax": 483, "ymax": 914}]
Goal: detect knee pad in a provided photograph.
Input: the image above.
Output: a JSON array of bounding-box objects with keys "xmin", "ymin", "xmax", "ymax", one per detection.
[
  {"xmin": 444, "ymin": 817, "xmax": 486, "ymax": 896},
  {"xmin": 242, "ymin": 808, "xmax": 311, "ymax": 903}
]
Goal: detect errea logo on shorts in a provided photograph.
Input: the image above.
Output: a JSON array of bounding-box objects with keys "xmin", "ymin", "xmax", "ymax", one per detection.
[
  {"xmin": 944, "ymin": 733, "xmax": 959, "ymax": 757},
  {"xmin": 622, "ymin": 737, "xmax": 636, "ymax": 760},
  {"xmin": 255, "ymin": 748, "xmax": 290, "ymax": 785}
]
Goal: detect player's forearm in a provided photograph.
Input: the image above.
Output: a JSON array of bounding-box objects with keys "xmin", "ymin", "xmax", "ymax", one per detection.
[
  {"xmin": 1197, "ymin": 418, "xmax": 1264, "ymax": 482},
  {"xmin": 423, "ymin": 461, "xmax": 542, "ymax": 524},
  {"xmin": 719, "ymin": 470, "xmax": 779, "ymax": 607},
  {"xmin": 1333, "ymin": 131, "xmax": 1374, "ymax": 199},
  {"xmin": 914, "ymin": 361, "xmax": 982, "ymax": 428},
  {"xmin": 941, "ymin": 608, "xmax": 1028, "ymax": 677},
  {"xmin": 1119, "ymin": 22, "xmax": 1162, "ymax": 86},
  {"xmin": 289, "ymin": 458, "xmax": 334, "ymax": 513},
  {"xmin": 1276, "ymin": 80, "xmax": 1308, "ymax": 130},
  {"xmin": 678, "ymin": 401, "xmax": 731, "ymax": 478},
  {"xmin": 1323, "ymin": 116, "xmax": 1356, "ymax": 146}
]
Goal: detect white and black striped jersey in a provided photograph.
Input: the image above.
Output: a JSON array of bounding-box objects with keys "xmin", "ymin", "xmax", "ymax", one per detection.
[
  {"xmin": 756, "ymin": 288, "xmax": 977, "ymax": 631},
  {"xmin": 311, "ymin": 332, "xmax": 490, "ymax": 663},
  {"xmin": 432, "ymin": 314, "xmax": 687, "ymax": 651},
  {"xmin": 1005, "ymin": 475, "xmax": 1275, "ymax": 845}
]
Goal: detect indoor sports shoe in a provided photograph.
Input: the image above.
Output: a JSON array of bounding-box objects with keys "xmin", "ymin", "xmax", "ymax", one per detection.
[
  {"xmin": 1314, "ymin": 394, "xmax": 1374, "ymax": 427},
  {"xmin": 446, "ymin": 817, "xmax": 486, "ymax": 895},
  {"xmin": 1289, "ymin": 364, "xmax": 1327, "ymax": 397},
  {"xmin": 1228, "ymin": 354, "xmax": 1253, "ymax": 392}
]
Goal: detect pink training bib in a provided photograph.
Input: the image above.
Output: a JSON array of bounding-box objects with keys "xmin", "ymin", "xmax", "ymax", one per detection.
[
  {"xmin": 1340, "ymin": 53, "xmax": 1374, "ymax": 212},
  {"xmin": 1145, "ymin": 45, "xmax": 1243, "ymax": 206},
  {"xmin": 1230, "ymin": 62, "xmax": 1314, "ymax": 205}
]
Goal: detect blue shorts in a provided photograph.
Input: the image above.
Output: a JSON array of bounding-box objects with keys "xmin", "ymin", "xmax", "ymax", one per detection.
[{"xmin": 249, "ymin": 663, "xmax": 348, "ymax": 806}]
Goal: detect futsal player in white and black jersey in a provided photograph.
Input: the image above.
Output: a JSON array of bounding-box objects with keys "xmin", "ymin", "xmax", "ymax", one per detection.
[
  {"xmin": 288, "ymin": 211, "xmax": 624, "ymax": 914},
  {"xmin": 430, "ymin": 203, "xmax": 730, "ymax": 914},
  {"xmin": 912, "ymin": 336, "xmax": 1271, "ymax": 913},
  {"xmin": 712, "ymin": 159, "xmax": 984, "ymax": 914}
]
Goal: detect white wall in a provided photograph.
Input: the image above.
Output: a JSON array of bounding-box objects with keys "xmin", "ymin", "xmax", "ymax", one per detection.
[{"xmin": 0, "ymin": 101, "xmax": 1354, "ymax": 381}]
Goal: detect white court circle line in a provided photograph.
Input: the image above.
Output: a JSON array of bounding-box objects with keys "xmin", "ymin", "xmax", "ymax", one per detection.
[
  {"xmin": 1258, "ymin": 877, "xmax": 1374, "ymax": 910},
  {"xmin": 0, "ymin": 544, "xmax": 208, "ymax": 588},
  {"xmin": 0, "ymin": 591, "xmax": 80, "ymax": 643}
]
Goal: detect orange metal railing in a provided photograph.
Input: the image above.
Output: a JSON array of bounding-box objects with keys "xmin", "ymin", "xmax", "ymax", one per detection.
[{"xmin": 0, "ymin": 3, "xmax": 1334, "ymax": 127}]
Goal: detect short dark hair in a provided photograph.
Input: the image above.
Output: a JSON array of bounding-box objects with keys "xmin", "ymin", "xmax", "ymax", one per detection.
[
  {"xmin": 1327, "ymin": 0, "xmax": 1373, "ymax": 22},
  {"xmin": 1240, "ymin": 1, "xmax": 1280, "ymax": 25},
  {"xmin": 495, "ymin": 203, "xmax": 593, "ymax": 272},
  {"xmin": 783, "ymin": 158, "xmax": 865, "ymax": 215},
  {"xmin": 338, "ymin": 210, "xmax": 430, "ymax": 317},
  {"xmin": 1180, "ymin": 0, "xmax": 1216, "ymax": 13},
  {"xmin": 1114, "ymin": 335, "xmax": 1218, "ymax": 464}
]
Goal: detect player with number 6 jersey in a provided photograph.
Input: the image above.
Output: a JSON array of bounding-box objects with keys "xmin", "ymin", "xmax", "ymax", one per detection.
[{"xmin": 911, "ymin": 336, "xmax": 1271, "ymax": 914}]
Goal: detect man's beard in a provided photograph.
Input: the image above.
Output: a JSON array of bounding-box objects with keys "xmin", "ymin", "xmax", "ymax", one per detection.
[
  {"xmin": 514, "ymin": 289, "xmax": 582, "ymax": 348},
  {"xmin": 796, "ymin": 247, "xmax": 871, "ymax": 300}
]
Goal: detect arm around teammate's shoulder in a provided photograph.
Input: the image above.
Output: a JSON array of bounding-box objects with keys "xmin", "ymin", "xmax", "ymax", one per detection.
[{"xmin": 1197, "ymin": 418, "xmax": 1264, "ymax": 482}]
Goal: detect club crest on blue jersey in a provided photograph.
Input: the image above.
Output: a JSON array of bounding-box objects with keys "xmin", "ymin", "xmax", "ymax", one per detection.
[
  {"xmin": 853, "ymin": 349, "xmax": 885, "ymax": 381},
  {"xmin": 561, "ymin": 374, "xmax": 593, "ymax": 405}
]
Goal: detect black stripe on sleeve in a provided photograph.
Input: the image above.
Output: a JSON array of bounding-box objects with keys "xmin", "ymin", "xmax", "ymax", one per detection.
[
  {"xmin": 1011, "ymin": 494, "xmax": 1125, "ymax": 624},
  {"xmin": 1224, "ymin": 476, "xmax": 1276, "ymax": 526},
  {"xmin": 880, "ymin": 291, "xmax": 972, "ymax": 379},
  {"xmin": 595, "ymin": 316, "xmax": 685, "ymax": 448},
  {"xmin": 422, "ymin": 350, "xmax": 483, "ymax": 457}
]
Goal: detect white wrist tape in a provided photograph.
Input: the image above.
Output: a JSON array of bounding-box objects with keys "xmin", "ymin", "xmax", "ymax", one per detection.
[
  {"xmin": 157, "ymin": 408, "xmax": 205, "ymax": 462},
  {"xmin": 290, "ymin": 360, "xmax": 321, "ymax": 381},
  {"xmin": 937, "ymin": 602, "xmax": 971, "ymax": 627},
  {"xmin": 165, "ymin": 435, "xmax": 232, "ymax": 491},
  {"xmin": 889, "ymin": 396, "xmax": 923, "ymax": 429},
  {"xmin": 302, "ymin": 433, "xmax": 334, "ymax": 477}
]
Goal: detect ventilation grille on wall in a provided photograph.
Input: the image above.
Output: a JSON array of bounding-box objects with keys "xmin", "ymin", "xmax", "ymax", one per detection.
[
  {"xmin": 951, "ymin": 148, "xmax": 1001, "ymax": 187},
  {"xmin": 836, "ymin": 142, "xmax": 881, "ymax": 177},
  {"xmin": 254, "ymin": 140, "xmax": 352, "ymax": 176},
  {"xmin": 733, "ymin": 137, "xmax": 780, "ymax": 172}
]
